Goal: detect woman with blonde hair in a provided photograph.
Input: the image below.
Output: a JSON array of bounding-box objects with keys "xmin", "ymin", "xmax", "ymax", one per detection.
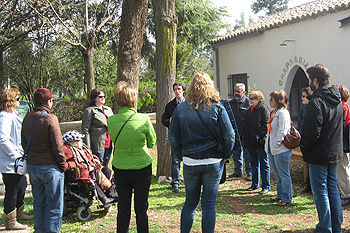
[
  {"xmin": 168, "ymin": 72, "xmax": 235, "ymax": 233},
  {"xmin": 0, "ymin": 88, "xmax": 33, "ymax": 230},
  {"xmin": 107, "ymin": 81, "xmax": 156, "ymax": 233},
  {"xmin": 244, "ymin": 91, "xmax": 270, "ymax": 195},
  {"xmin": 266, "ymin": 90, "xmax": 293, "ymax": 206}
]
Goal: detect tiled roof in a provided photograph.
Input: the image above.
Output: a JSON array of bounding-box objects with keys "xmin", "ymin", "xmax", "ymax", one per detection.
[{"xmin": 209, "ymin": 0, "xmax": 350, "ymax": 46}]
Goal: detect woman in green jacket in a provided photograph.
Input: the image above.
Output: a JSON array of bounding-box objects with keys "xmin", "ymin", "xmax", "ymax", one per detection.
[{"xmin": 107, "ymin": 81, "xmax": 156, "ymax": 233}]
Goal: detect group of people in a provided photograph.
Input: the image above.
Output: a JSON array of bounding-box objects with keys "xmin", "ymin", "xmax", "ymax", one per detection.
[
  {"xmin": 164, "ymin": 64, "xmax": 349, "ymax": 233},
  {"xmin": 0, "ymin": 63, "xmax": 348, "ymax": 233},
  {"xmin": 0, "ymin": 82, "xmax": 156, "ymax": 233}
]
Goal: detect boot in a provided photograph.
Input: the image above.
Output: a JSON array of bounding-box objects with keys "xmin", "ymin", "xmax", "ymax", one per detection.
[
  {"xmin": 106, "ymin": 185, "xmax": 118, "ymax": 200},
  {"xmin": 17, "ymin": 203, "xmax": 34, "ymax": 220},
  {"xmin": 5, "ymin": 209, "xmax": 28, "ymax": 230},
  {"xmin": 101, "ymin": 197, "xmax": 114, "ymax": 208}
]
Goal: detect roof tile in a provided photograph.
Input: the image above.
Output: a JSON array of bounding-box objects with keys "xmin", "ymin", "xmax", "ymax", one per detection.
[{"xmin": 210, "ymin": 0, "xmax": 350, "ymax": 45}]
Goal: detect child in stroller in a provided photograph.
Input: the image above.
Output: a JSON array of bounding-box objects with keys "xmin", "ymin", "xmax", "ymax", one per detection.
[{"xmin": 62, "ymin": 130, "xmax": 118, "ymax": 220}]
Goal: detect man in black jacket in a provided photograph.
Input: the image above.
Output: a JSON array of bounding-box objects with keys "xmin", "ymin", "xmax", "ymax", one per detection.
[
  {"xmin": 161, "ymin": 82, "xmax": 186, "ymax": 193},
  {"xmin": 300, "ymin": 64, "xmax": 343, "ymax": 233},
  {"xmin": 228, "ymin": 83, "xmax": 252, "ymax": 180}
]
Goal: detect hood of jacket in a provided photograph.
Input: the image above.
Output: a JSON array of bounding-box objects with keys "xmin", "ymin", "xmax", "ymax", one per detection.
[{"xmin": 310, "ymin": 84, "xmax": 341, "ymax": 106}]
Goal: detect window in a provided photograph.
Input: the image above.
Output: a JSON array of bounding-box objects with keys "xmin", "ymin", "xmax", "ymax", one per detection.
[{"xmin": 227, "ymin": 73, "xmax": 248, "ymax": 98}]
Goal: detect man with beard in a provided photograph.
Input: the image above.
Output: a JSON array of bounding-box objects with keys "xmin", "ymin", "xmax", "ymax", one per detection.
[
  {"xmin": 162, "ymin": 82, "xmax": 186, "ymax": 193},
  {"xmin": 228, "ymin": 83, "xmax": 252, "ymax": 180},
  {"xmin": 300, "ymin": 64, "xmax": 343, "ymax": 233}
]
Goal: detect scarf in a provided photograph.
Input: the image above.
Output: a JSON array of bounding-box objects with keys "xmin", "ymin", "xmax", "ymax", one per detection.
[{"xmin": 267, "ymin": 110, "xmax": 277, "ymax": 133}]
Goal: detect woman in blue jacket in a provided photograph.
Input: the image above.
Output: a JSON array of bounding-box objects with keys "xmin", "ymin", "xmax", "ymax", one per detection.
[
  {"xmin": 0, "ymin": 89, "xmax": 32, "ymax": 230},
  {"xmin": 168, "ymin": 72, "xmax": 235, "ymax": 233}
]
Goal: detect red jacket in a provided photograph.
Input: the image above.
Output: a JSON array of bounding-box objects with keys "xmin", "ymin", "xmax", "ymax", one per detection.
[{"xmin": 64, "ymin": 144, "xmax": 101, "ymax": 179}]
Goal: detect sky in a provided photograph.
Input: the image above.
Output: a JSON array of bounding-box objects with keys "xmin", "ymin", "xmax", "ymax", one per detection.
[{"xmin": 212, "ymin": 0, "xmax": 315, "ymax": 26}]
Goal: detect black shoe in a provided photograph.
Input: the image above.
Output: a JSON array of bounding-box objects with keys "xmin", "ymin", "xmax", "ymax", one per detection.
[
  {"xmin": 172, "ymin": 186, "xmax": 179, "ymax": 193},
  {"xmin": 246, "ymin": 175, "xmax": 252, "ymax": 181},
  {"xmin": 246, "ymin": 186, "xmax": 258, "ymax": 191},
  {"xmin": 101, "ymin": 197, "xmax": 115, "ymax": 208},
  {"xmin": 341, "ymin": 198, "xmax": 350, "ymax": 206},
  {"xmin": 228, "ymin": 173, "xmax": 242, "ymax": 178},
  {"xmin": 259, "ymin": 189, "xmax": 269, "ymax": 195}
]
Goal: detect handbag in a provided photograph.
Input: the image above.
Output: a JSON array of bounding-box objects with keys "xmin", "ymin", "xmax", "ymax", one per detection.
[
  {"xmin": 282, "ymin": 122, "xmax": 301, "ymax": 149},
  {"xmin": 256, "ymin": 109, "xmax": 266, "ymax": 146},
  {"xmin": 194, "ymin": 109, "xmax": 227, "ymax": 184},
  {"xmin": 14, "ymin": 112, "xmax": 47, "ymax": 175}
]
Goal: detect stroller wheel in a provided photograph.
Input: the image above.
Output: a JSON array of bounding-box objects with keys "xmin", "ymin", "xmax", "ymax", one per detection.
[{"xmin": 77, "ymin": 206, "xmax": 92, "ymax": 221}]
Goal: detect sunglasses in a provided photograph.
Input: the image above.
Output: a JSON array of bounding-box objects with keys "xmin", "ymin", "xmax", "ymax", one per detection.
[
  {"xmin": 98, "ymin": 96, "xmax": 105, "ymax": 99},
  {"xmin": 249, "ymin": 97, "xmax": 256, "ymax": 100},
  {"xmin": 302, "ymin": 95, "xmax": 307, "ymax": 98}
]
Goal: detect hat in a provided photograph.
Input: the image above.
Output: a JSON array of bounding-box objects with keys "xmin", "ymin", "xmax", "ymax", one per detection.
[{"xmin": 62, "ymin": 130, "xmax": 85, "ymax": 144}]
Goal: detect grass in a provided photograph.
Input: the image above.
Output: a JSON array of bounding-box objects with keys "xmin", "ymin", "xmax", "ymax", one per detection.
[{"xmin": 1, "ymin": 155, "xmax": 350, "ymax": 232}]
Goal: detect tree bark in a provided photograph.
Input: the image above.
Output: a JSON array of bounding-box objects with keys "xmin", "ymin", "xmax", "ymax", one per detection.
[
  {"xmin": 152, "ymin": 0, "xmax": 177, "ymax": 177},
  {"xmin": 0, "ymin": 49, "xmax": 4, "ymax": 91},
  {"xmin": 84, "ymin": 46, "xmax": 96, "ymax": 96},
  {"xmin": 117, "ymin": 0, "xmax": 148, "ymax": 91}
]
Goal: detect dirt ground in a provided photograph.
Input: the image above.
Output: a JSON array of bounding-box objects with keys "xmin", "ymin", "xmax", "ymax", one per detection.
[{"xmin": 57, "ymin": 120, "xmax": 350, "ymax": 232}]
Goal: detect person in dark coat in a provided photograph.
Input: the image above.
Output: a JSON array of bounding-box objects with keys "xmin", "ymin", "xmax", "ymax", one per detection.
[
  {"xmin": 243, "ymin": 91, "xmax": 270, "ymax": 195},
  {"xmin": 228, "ymin": 83, "xmax": 252, "ymax": 180},
  {"xmin": 297, "ymin": 87, "xmax": 313, "ymax": 194},
  {"xmin": 161, "ymin": 82, "xmax": 186, "ymax": 193},
  {"xmin": 300, "ymin": 64, "xmax": 343, "ymax": 233}
]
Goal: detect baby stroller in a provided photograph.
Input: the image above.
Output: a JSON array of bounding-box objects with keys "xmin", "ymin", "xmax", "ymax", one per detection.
[{"xmin": 64, "ymin": 169, "xmax": 117, "ymax": 221}]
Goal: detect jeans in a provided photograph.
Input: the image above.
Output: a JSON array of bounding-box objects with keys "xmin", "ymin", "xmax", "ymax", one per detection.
[
  {"xmin": 248, "ymin": 148, "xmax": 270, "ymax": 190},
  {"xmin": 96, "ymin": 147, "xmax": 112, "ymax": 165},
  {"xmin": 309, "ymin": 163, "xmax": 343, "ymax": 233},
  {"xmin": 113, "ymin": 164, "xmax": 152, "ymax": 233},
  {"xmin": 232, "ymin": 148, "xmax": 251, "ymax": 176},
  {"xmin": 181, "ymin": 160, "xmax": 223, "ymax": 233},
  {"xmin": 269, "ymin": 150, "xmax": 293, "ymax": 203},
  {"xmin": 2, "ymin": 173, "xmax": 27, "ymax": 214},
  {"xmin": 171, "ymin": 149, "xmax": 181, "ymax": 187},
  {"xmin": 306, "ymin": 163, "xmax": 311, "ymax": 190},
  {"xmin": 27, "ymin": 164, "xmax": 64, "ymax": 233}
]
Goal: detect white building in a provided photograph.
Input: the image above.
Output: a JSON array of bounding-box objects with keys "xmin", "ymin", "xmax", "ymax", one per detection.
[{"xmin": 209, "ymin": 0, "xmax": 350, "ymax": 120}]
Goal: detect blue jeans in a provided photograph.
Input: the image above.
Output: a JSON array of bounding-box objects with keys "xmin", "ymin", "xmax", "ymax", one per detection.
[
  {"xmin": 96, "ymin": 147, "xmax": 112, "ymax": 165},
  {"xmin": 309, "ymin": 163, "xmax": 343, "ymax": 233},
  {"xmin": 248, "ymin": 148, "xmax": 270, "ymax": 190},
  {"xmin": 269, "ymin": 150, "xmax": 293, "ymax": 203},
  {"xmin": 27, "ymin": 164, "xmax": 64, "ymax": 233},
  {"xmin": 181, "ymin": 160, "xmax": 223, "ymax": 233},
  {"xmin": 171, "ymin": 149, "xmax": 181, "ymax": 187},
  {"xmin": 232, "ymin": 149, "xmax": 251, "ymax": 176}
]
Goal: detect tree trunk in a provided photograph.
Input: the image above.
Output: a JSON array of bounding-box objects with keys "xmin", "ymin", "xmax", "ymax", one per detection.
[
  {"xmin": 152, "ymin": 0, "xmax": 177, "ymax": 177},
  {"xmin": 117, "ymin": 0, "xmax": 148, "ymax": 91},
  {"xmin": 0, "ymin": 49, "xmax": 4, "ymax": 91},
  {"xmin": 84, "ymin": 45, "xmax": 96, "ymax": 96}
]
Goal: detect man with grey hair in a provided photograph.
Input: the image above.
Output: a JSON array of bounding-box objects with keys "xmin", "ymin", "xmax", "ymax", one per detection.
[{"xmin": 228, "ymin": 83, "xmax": 252, "ymax": 180}]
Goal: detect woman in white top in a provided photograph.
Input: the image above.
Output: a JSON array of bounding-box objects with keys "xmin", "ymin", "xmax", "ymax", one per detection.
[
  {"xmin": 0, "ymin": 89, "xmax": 33, "ymax": 230},
  {"xmin": 265, "ymin": 90, "xmax": 293, "ymax": 206}
]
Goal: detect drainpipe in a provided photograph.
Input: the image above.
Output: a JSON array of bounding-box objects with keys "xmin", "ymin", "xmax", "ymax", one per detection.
[{"xmin": 213, "ymin": 47, "xmax": 220, "ymax": 92}]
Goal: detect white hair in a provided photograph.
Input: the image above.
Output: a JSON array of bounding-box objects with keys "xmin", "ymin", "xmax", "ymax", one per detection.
[{"xmin": 235, "ymin": 83, "xmax": 245, "ymax": 92}]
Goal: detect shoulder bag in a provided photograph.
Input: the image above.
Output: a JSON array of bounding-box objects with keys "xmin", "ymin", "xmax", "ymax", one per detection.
[
  {"xmin": 14, "ymin": 111, "xmax": 47, "ymax": 175},
  {"xmin": 282, "ymin": 121, "xmax": 301, "ymax": 149},
  {"xmin": 194, "ymin": 109, "xmax": 227, "ymax": 184},
  {"xmin": 113, "ymin": 112, "xmax": 136, "ymax": 146}
]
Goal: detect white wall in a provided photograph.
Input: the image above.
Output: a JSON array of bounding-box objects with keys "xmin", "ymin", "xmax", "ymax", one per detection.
[{"xmin": 214, "ymin": 10, "xmax": 350, "ymax": 105}]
